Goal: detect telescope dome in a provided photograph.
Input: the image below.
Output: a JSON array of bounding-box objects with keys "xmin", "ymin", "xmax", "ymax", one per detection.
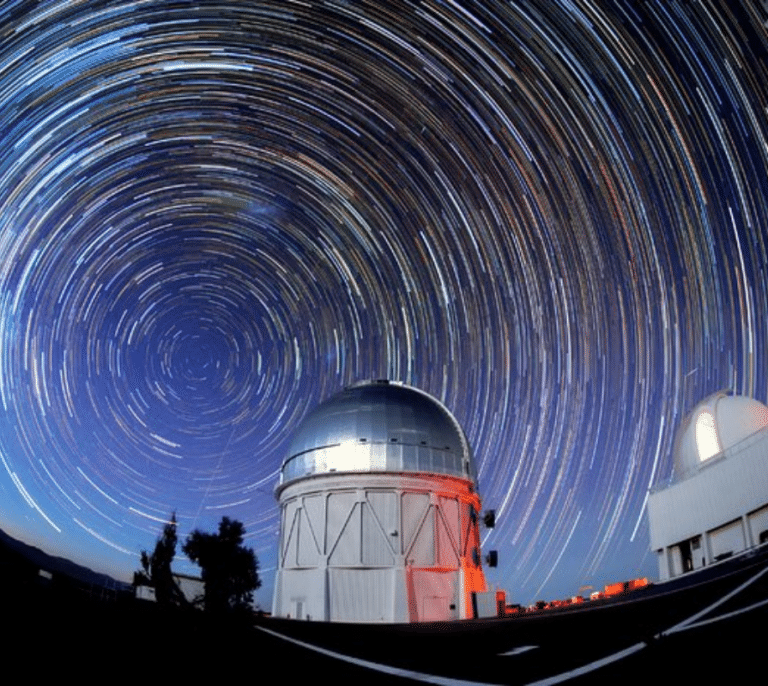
[
  {"xmin": 673, "ymin": 392, "xmax": 768, "ymax": 478},
  {"xmin": 279, "ymin": 380, "xmax": 476, "ymax": 487}
]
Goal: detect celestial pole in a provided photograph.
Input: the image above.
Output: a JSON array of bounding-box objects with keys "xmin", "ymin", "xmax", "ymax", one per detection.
[{"xmin": 1, "ymin": 0, "xmax": 767, "ymax": 606}]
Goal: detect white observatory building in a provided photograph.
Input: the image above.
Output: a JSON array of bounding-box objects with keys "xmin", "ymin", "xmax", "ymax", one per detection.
[
  {"xmin": 648, "ymin": 392, "xmax": 768, "ymax": 580},
  {"xmin": 272, "ymin": 380, "xmax": 488, "ymax": 622}
]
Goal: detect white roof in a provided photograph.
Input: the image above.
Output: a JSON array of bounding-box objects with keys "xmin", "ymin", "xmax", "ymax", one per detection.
[{"xmin": 673, "ymin": 392, "xmax": 768, "ymax": 478}]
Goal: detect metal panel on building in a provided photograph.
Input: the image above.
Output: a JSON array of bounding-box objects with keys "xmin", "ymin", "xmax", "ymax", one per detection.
[{"xmin": 709, "ymin": 519, "xmax": 745, "ymax": 560}]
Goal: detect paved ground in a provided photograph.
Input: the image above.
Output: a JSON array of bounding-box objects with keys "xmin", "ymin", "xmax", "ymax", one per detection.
[
  {"xmin": 256, "ymin": 547, "xmax": 768, "ymax": 684},
  {"xmin": 7, "ymin": 545, "xmax": 766, "ymax": 683}
]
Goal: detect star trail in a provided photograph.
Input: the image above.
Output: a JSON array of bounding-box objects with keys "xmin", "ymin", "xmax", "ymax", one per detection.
[{"xmin": 1, "ymin": 0, "xmax": 767, "ymax": 606}]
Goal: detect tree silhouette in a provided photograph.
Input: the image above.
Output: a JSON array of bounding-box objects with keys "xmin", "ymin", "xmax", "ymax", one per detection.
[
  {"xmin": 182, "ymin": 517, "xmax": 260, "ymax": 615},
  {"xmin": 134, "ymin": 512, "xmax": 187, "ymax": 607}
]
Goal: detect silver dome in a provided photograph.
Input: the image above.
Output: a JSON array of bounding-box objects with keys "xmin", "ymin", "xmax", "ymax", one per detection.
[{"xmin": 279, "ymin": 380, "xmax": 476, "ymax": 486}]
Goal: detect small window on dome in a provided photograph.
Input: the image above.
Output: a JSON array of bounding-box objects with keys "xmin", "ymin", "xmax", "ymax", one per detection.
[{"xmin": 695, "ymin": 409, "xmax": 721, "ymax": 461}]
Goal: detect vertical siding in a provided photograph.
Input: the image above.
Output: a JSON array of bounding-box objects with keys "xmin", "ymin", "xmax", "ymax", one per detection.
[
  {"xmin": 302, "ymin": 493, "xmax": 325, "ymax": 552},
  {"xmin": 329, "ymin": 500, "xmax": 361, "ymax": 565},
  {"xmin": 367, "ymin": 490, "xmax": 398, "ymax": 538},
  {"xmin": 437, "ymin": 498, "xmax": 460, "ymax": 567},
  {"xmin": 326, "ymin": 491, "xmax": 358, "ymax": 560},
  {"xmin": 281, "ymin": 501, "xmax": 300, "ymax": 567},
  {"xmin": 274, "ymin": 476, "xmax": 486, "ymax": 622},
  {"xmin": 709, "ymin": 519, "xmax": 745, "ymax": 559},
  {"xmin": 407, "ymin": 504, "xmax": 436, "ymax": 566},
  {"xmin": 362, "ymin": 493, "xmax": 396, "ymax": 565},
  {"xmin": 409, "ymin": 569, "xmax": 458, "ymax": 621},
  {"xmin": 281, "ymin": 568, "xmax": 327, "ymax": 620},
  {"xmin": 749, "ymin": 505, "xmax": 768, "ymax": 544},
  {"xmin": 297, "ymin": 504, "xmax": 321, "ymax": 566},
  {"xmin": 401, "ymin": 492, "xmax": 430, "ymax": 556},
  {"xmin": 329, "ymin": 568, "xmax": 394, "ymax": 622}
]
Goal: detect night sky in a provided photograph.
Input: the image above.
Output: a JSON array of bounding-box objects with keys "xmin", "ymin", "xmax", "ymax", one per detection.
[{"xmin": 1, "ymin": 0, "xmax": 767, "ymax": 608}]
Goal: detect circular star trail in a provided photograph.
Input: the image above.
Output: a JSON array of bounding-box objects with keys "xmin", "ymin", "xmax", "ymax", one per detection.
[{"xmin": 1, "ymin": 1, "xmax": 767, "ymax": 605}]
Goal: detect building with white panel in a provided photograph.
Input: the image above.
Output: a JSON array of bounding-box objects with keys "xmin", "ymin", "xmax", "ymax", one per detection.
[
  {"xmin": 272, "ymin": 380, "xmax": 488, "ymax": 622},
  {"xmin": 648, "ymin": 392, "xmax": 768, "ymax": 580}
]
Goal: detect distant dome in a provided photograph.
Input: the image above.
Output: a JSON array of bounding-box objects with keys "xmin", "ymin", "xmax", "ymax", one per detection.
[
  {"xmin": 673, "ymin": 392, "xmax": 768, "ymax": 477},
  {"xmin": 279, "ymin": 380, "xmax": 476, "ymax": 487}
]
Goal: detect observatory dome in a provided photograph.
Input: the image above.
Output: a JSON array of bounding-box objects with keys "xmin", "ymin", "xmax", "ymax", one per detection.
[
  {"xmin": 279, "ymin": 380, "xmax": 476, "ymax": 487},
  {"xmin": 673, "ymin": 392, "xmax": 768, "ymax": 478}
]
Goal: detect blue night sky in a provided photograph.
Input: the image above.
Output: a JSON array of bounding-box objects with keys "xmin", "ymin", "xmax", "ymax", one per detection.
[{"xmin": 1, "ymin": 1, "xmax": 767, "ymax": 609}]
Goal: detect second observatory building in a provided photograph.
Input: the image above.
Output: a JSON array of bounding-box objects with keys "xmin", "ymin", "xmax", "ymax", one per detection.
[
  {"xmin": 648, "ymin": 392, "xmax": 768, "ymax": 580},
  {"xmin": 272, "ymin": 380, "xmax": 488, "ymax": 622}
]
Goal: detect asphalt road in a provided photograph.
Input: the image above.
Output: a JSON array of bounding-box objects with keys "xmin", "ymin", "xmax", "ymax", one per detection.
[{"xmin": 256, "ymin": 548, "xmax": 768, "ymax": 684}]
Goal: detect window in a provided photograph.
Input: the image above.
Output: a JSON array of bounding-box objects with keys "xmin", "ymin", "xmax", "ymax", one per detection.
[{"xmin": 695, "ymin": 410, "xmax": 721, "ymax": 461}]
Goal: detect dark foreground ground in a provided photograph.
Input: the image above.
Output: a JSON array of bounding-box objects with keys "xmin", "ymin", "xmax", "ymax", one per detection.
[
  {"xmin": 7, "ymin": 590, "xmax": 765, "ymax": 685},
  {"xmin": 255, "ymin": 548, "xmax": 768, "ymax": 685},
  {"xmin": 7, "ymin": 545, "xmax": 768, "ymax": 684},
  {"xmin": 7, "ymin": 591, "xmax": 409, "ymax": 683}
]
